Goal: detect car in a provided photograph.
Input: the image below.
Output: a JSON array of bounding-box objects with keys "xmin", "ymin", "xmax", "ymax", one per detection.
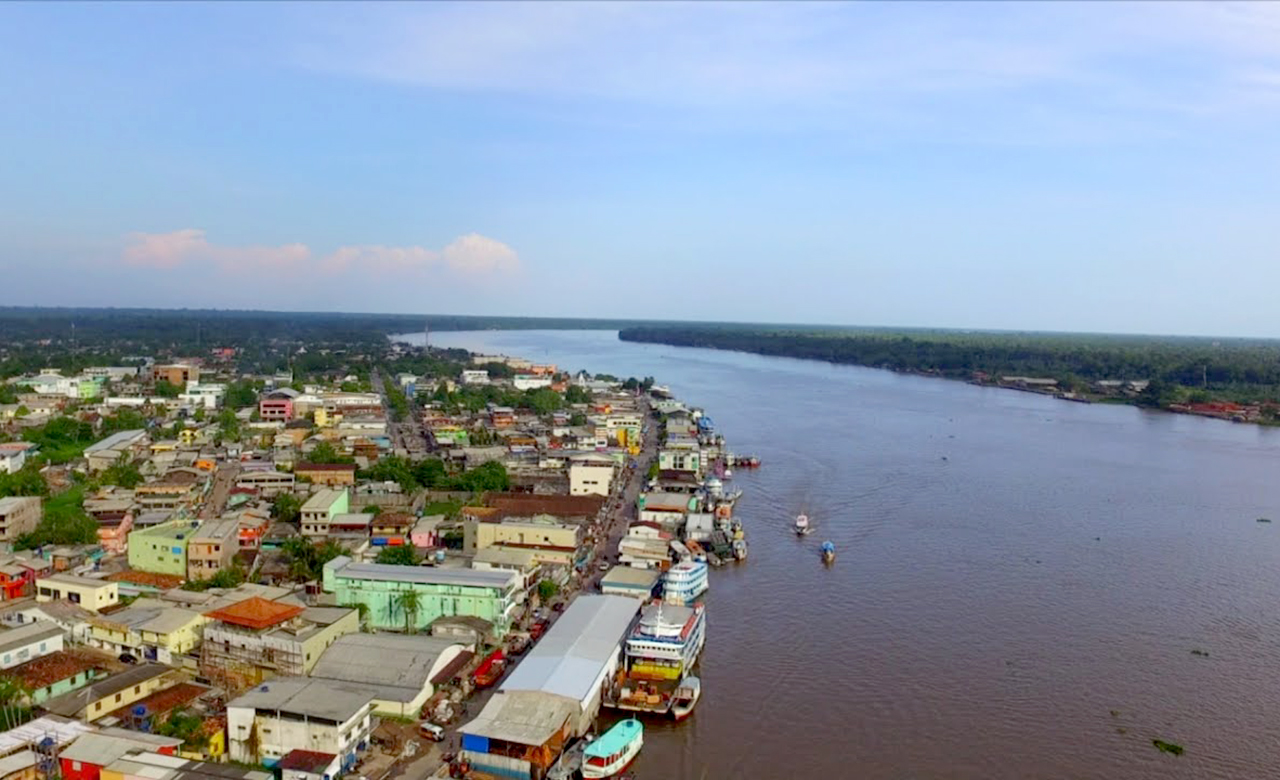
[
  {"xmin": 118, "ymin": 653, "xmax": 138, "ymax": 665},
  {"xmin": 597, "ymin": 560, "xmax": 610, "ymax": 572},
  {"xmin": 418, "ymin": 723, "xmax": 445, "ymax": 742},
  {"xmin": 530, "ymin": 620, "xmax": 550, "ymax": 640},
  {"xmin": 551, "ymin": 601, "xmax": 566, "ymax": 613}
]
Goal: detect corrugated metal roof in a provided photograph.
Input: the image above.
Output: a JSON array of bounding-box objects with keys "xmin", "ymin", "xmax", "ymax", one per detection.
[
  {"xmin": 309, "ymin": 634, "xmax": 461, "ymax": 701},
  {"xmin": 329, "ymin": 558, "xmax": 517, "ymax": 589},
  {"xmin": 461, "ymin": 690, "xmax": 576, "ymax": 747},
  {"xmin": 499, "ymin": 595, "xmax": 639, "ymax": 704},
  {"xmin": 0, "ymin": 622, "xmax": 63, "ymax": 654},
  {"xmin": 228, "ymin": 678, "xmax": 372, "ymax": 723}
]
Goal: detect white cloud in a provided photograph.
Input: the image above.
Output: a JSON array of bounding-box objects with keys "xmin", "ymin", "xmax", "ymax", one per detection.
[{"xmin": 122, "ymin": 230, "xmax": 520, "ymax": 277}]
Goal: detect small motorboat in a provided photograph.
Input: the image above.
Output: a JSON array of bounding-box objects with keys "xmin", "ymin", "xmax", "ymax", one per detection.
[
  {"xmin": 671, "ymin": 676, "xmax": 702, "ymax": 721},
  {"xmin": 582, "ymin": 718, "xmax": 644, "ymax": 778},
  {"xmin": 794, "ymin": 514, "xmax": 811, "ymax": 536},
  {"xmin": 732, "ymin": 538, "xmax": 748, "ymax": 561},
  {"xmin": 821, "ymin": 540, "xmax": 836, "ymax": 564}
]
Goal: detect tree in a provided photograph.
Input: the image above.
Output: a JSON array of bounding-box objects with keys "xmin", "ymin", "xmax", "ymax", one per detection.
[
  {"xmin": 1138, "ymin": 379, "xmax": 1179, "ymax": 408},
  {"xmin": 0, "ymin": 677, "xmax": 32, "ymax": 730},
  {"xmin": 306, "ymin": 441, "xmax": 352, "ymax": 465},
  {"xmin": 154, "ymin": 379, "xmax": 182, "ymax": 398},
  {"xmin": 0, "ymin": 463, "xmax": 49, "ymax": 499},
  {"xmin": 375, "ymin": 545, "xmax": 419, "ymax": 566},
  {"xmin": 564, "ymin": 385, "xmax": 591, "ymax": 405},
  {"xmin": 224, "ymin": 381, "xmax": 259, "ymax": 408},
  {"xmin": 272, "ymin": 493, "xmax": 302, "ymax": 523},
  {"xmin": 526, "ymin": 388, "xmax": 563, "ymax": 415},
  {"xmin": 344, "ymin": 601, "xmax": 371, "ymax": 629},
  {"xmin": 280, "ymin": 537, "xmax": 347, "ymax": 582},
  {"xmin": 537, "ymin": 579, "xmax": 558, "ymax": 602},
  {"xmin": 217, "ymin": 409, "xmax": 240, "ymax": 442},
  {"xmin": 363, "ymin": 504, "xmax": 383, "ymax": 516},
  {"xmin": 569, "ymin": 412, "xmax": 588, "ymax": 427},
  {"xmin": 413, "ymin": 458, "xmax": 447, "ymax": 489},
  {"xmin": 452, "ymin": 461, "xmax": 509, "ymax": 492},
  {"xmin": 395, "ymin": 589, "xmax": 421, "ymax": 634},
  {"xmin": 100, "ymin": 461, "xmax": 143, "ymax": 489}
]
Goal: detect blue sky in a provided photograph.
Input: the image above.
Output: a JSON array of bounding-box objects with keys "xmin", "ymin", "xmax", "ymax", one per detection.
[{"xmin": 2, "ymin": 2, "xmax": 1279, "ymax": 336}]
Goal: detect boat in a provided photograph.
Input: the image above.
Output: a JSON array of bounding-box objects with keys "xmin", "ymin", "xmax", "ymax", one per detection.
[
  {"xmin": 821, "ymin": 540, "xmax": 836, "ymax": 564},
  {"xmin": 663, "ymin": 560, "xmax": 709, "ymax": 605},
  {"xmin": 794, "ymin": 514, "xmax": 811, "ymax": 536},
  {"xmin": 670, "ymin": 675, "xmax": 701, "ymax": 721},
  {"xmin": 703, "ymin": 477, "xmax": 724, "ymax": 498},
  {"xmin": 684, "ymin": 539, "xmax": 708, "ymax": 563},
  {"xmin": 731, "ymin": 538, "xmax": 748, "ymax": 561},
  {"xmin": 582, "ymin": 718, "xmax": 643, "ymax": 778},
  {"xmin": 610, "ymin": 601, "xmax": 707, "ymax": 714},
  {"xmin": 723, "ymin": 467, "xmax": 733, "ymax": 480}
]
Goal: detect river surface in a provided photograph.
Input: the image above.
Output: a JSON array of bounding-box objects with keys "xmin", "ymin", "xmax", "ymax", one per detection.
[{"xmin": 406, "ymin": 330, "xmax": 1280, "ymax": 780}]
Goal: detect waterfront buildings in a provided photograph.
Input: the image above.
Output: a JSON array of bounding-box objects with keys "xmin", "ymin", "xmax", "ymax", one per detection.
[
  {"xmin": 321, "ymin": 556, "xmax": 519, "ymax": 636},
  {"xmin": 308, "ymin": 633, "xmax": 472, "ymax": 718}
]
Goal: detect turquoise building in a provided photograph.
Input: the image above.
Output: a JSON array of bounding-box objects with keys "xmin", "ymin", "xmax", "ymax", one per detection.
[{"xmin": 322, "ymin": 556, "xmax": 519, "ymax": 637}]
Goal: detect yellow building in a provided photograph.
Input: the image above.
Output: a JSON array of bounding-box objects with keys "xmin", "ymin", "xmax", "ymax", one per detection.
[
  {"xmin": 178, "ymin": 429, "xmax": 198, "ymax": 446},
  {"xmin": 41, "ymin": 663, "xmax": 183, "ymax": 721},
  {"xmin": 473, "ymin": 518, "xmax": 583, "ymax": 567},
  {"xmin": 89, "ymin": 599, "xmax": 207, "ymax": 663},
  {"xmin": 36, "ymin": 574, "xmax": 120, "ymax": 613}
]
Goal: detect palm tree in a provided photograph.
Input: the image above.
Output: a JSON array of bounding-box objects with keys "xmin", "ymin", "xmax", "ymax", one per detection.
[
  {"xmin": 395, "ymin": 590, "xmax": 421, "ymax": 634},
  {"xmin": 344, "ymin": 602, "xmax": 371, "ymax": 630},
  {"xmin": 0, "ymin": 677, "xmax": 31, "ymax": 730}
]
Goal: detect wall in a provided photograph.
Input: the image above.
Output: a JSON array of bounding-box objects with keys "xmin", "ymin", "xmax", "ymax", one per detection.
[
  {"xmin": 0, "ymin": 630, "xmax": 63, "ymax": 668},
  {"xmin": 36, "ymin": 579, "xmax": 120, "ymax": 612},
  {"xmin": 228, "ymin": 705, "xmax": 371, "ymax": 767},
  {"xmin": 569, "ymin": 465, "xmax": 613, "ymax": 497},
  {"xmin": 0, "ymin": 498, "xmax": 42, "ymax": 542},
  {"xmin": 127, "ymin": 524, "xmax": 191, "ymax": 576},
  {"xmin": 326, "ymin": 575, "xmax": 514, "ymax": 637}
]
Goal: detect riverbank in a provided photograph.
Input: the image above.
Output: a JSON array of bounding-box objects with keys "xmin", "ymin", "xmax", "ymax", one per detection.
[{"xmin": 617, "ymin": 326, "xmax": 1280, "ymax": 426}]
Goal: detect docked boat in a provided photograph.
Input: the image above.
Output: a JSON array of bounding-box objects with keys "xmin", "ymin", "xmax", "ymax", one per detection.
[
  {"xmin": 663, "ymin": 560, "xmax": 709, "ymax": 606},
  {"xmin": 671, "ymin": 675, "xmax": 701, "ymax": 721},
  {"xmin": 732, "ymin": 538, "xmax": 748, "ymax": 561},
  {"xmin": 703, "ymin": 477, "xmax": 724, "ymax": 498},
  {"xmin": 583, "ymin": 718, "xmax": 643, "ymax": 779},
  {"xmin": 684, "ymin": 539, "xmax": 708, "ymax": 563},
  {"xmin": 794, "ymin": 514, "xmax": 811, "ymax": 536},
  {"xmin": 610, "ymin": 601, "xmax": 706, "ymax": 714},
  {"xmin": 821, "ymin": 540, "xmax": 836, "ymax": 564}
]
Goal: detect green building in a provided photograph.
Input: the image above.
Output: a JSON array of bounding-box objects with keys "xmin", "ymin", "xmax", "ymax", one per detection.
[
  {"xmin": 127, "ymin": 520, "xmax": 197, "ymax": 576},
  {"xmin": 322, "ymin": 556, "xmax": 519, "ymax": 637},
  {"xmin": 8, "ymin": 650, "xmax": 111, "ymax": 704}
]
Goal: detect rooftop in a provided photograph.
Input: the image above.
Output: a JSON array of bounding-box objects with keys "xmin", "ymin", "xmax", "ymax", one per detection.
[
  {"xmin": 39, "ymin": 573, "xmax": 116, "ymax": 589},
  {"xmin": 0, "ymin": 716, "xmax": 93, "ymax": 756},
  {"xmin": 87, "ymin": 430, "xmax": 147, "ymax": 454},
  {"xmin": 326, "ymin": 557, "xmax": 518, "ymax": 590},
  {"xmin": 301, "ymin": 489, "xmax": 347, "ymax": 512},
  {"xmin": 310, "ymin": 634, "xmax": 464, "ymax": 703},
  {"xmin": 191, "ymin": 518, "xmax": 240, "ymax": 542},
  {"xmin": 600, "ymin": 566, "xmax": 662, "ymax": 589},
  {"xmin": 500, "ymin": 595, "xmax": 640, "ymax": 703},
  {"xmin": 277, "ymin": 750, "xmax": 338, "ymax": 774},
  {"xmin": 0, "ymin": 622, "xmax": 63, "ymax": 654},
  {"xmin": 461, "ymin": 690, "xmax": 577, "ymax": 748},
  {"xmin": 41, "ymin": 664, "xmax": 175, "ymax": 718},
  {"xmin": 227, "ymin": 678, "xmax": 373, "ymax": 724},
  {"xmin": 90, "ymin": 599, "xmax": 203, "ymax": 636},
  {"xmin": 204, "ymin": 597, "xmax": 304, "ymax": 630},
  {"xmin": 6, "ymin": 648, "xmax": 120, "ymax": 690},
  {"xmin": 106, "ymin": 681, "xmax": 208, "ymax": 721}
]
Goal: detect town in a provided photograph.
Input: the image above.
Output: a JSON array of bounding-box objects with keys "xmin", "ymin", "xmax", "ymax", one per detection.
[{"xmin": 0, "ymin": 333, "xmax": 747, "ymax": 780}]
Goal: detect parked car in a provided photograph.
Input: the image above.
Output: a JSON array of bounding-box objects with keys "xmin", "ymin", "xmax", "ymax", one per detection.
[
  {"xmin": 530, "ymin": 619, "xmax": 550, "ymax": 640},
  {"xmin": 551, "ymin": 601, "xmax": 566, "ymax": 613},
  {"xmin": 419, "ymin": 723, "xmax": 445, "ymax": 742}
]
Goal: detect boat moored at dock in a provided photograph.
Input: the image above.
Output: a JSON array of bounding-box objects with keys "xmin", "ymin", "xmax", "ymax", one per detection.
[
  {"xmin": 671, "ymin": 675, "xmax": 702, "ymax": 721},
  {"xmin": 663, "ymin": 559, "xmax": 709, "ymax": 605},
  {"xmin": 609, "ymin": 601, "xmax": 707, "ymax": 714},
  {"xmin": 582, "ymin": 718, "xmax": 644, "ymax": 778}
]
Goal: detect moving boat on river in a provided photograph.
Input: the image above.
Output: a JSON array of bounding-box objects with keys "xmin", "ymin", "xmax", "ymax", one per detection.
[
  {"xmin": 583, "ymin": 718, "xmax": 644, "ymax": 778},
  {"xmin": 795, "ymin": 514, "xmax": 811, "ymax": 535}
]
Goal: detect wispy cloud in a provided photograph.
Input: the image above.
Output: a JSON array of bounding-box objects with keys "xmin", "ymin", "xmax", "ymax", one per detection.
[{"xmin": 123, "ymin": 229, "xmax": 520, "ymax": 277}]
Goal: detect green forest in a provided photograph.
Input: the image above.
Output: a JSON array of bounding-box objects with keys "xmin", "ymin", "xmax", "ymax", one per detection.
[{"xmin": 618, "ymin": 326, "xmax": 1280, "ymax": 404}]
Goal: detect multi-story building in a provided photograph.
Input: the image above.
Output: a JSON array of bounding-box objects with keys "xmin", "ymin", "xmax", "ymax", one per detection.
[
  {"xmin": 187, "ymin": 518, "xmax": 240, "ymax": 581},
  {"xmin": 135, "ymin": 469, "xmax": 209, "ymax": 512},
  {"xmin": 293, "ymin": 463, "xmax": 356, "ymax": 487},
  {"xmin": 152, "ymin": 365, "xmax": 200, "ymax": 386},
  {"xmin": 258, "ymin": 389, "xmax": 298, "ymax": 422},
  {"xmin": 178, "ymin": 383, "xmax": 226, "ymax": 410},
  {"xmin": 127, "ymin": 521, "xmax": 196, "ymax": 577},
  {"xmin": 36, "ymin": 574, "xmax": 120, "ymax": 612},
  {"xmin": 569, "ymin": 464, "xmax": 614, "ymax": 497},
  {"xmin": 87, "ymin": 599, "xmax": 205, "ymax": 664},
  {"xmin": 300, "ymin": 489, "xmax": 350, "ymax": 538},
  {"xmin": 226, "ymin": 678, "xmax": 374, "ymax": 769},
  {"xmin": 199, "ymin": 598, "xmax": 358, "ymax": 692},
  {"xmin": 657, "ymin": 448, "xmax": 701, "ymax": 474},
  {"xmin": 322, "ymin": 556, "xmax": 519, "ymax": 637},
  {"xmin": 0, "ymin": 497, "xmax": 41, "ymax": 543},
  {"xmin": 471, "ymin": 518, "xmax": 584, "ymax": 568},
  {"xmin": 234, "ymin": 470, "xmax": 295, "ymax": 497}
]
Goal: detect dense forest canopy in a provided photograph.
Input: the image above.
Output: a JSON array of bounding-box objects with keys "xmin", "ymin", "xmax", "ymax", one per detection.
[{"xmin": 618, "ymin": 326, "xmax": 1280, "ymax": 402}]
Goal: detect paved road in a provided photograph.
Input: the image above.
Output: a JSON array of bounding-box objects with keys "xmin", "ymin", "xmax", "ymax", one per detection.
[
  {"xmin": 589, "ymin": 394, "xmax": 656, "ymax": 584},
  {"xmin": 200, "ymin": 462, "xmax": 241, "ymax": 519}
]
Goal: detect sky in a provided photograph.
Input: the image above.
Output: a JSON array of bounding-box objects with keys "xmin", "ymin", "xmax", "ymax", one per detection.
[{"xmin": 2, "ymin": 1, "xmax": 1279, "ymax": 336}]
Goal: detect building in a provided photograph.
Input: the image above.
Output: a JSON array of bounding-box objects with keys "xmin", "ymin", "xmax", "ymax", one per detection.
[
  {"xmin": 234, "ymin": 470, "xmax": 295, "ymax": 497},
  {"xmin": 308, "ymin": 633, "xmax": 472, "ymax": 718},
  {"xmin": 258, "ymin": 391, "xmax": 297, "ymax": 423},
  {"xmin": 187, "ymin": 519, "xmax": 240, "ymax": 581},
  {"xmin": 87, "ymin": 599, "xmax": 205, "ymax": 663},
  {"xmin": 6, "ymin": 648, "xmax": 118, "ymax": 705},
  {"xmin": 36, "ymin": 575, "xmax": 119, "ymax": 613},
  {"xmin": 512, "ymin": 375, "xmax": 553, "ymax": 391},
  {"xmin": 0, "ymin": 444, "xmax": 36, "ymax": 476},
  {"xmin": 459, "ymin": 691, "xmax": 577, "ymax": 780},
  {"xmin": 460, "ymin": 370, "xmax": 489, "ymax": 385},
  {"xmin": 83, "ymin": 367, "xmax": 141, "ymax": 381},
  {"xmin": 277, "ymin": 751, "xmax": 341, "ymax": 780},
  {"xmin": 471, "ymin": 548, "xmax": 540, "ymax": 595},
  {"xmin": 0, "ymin": 750, "xmax": 35, "ymax": 780},
  {"xmin": 323, "ymin": 514, "xmax": 372, "ymax": 545},
  {"xmin": 599, "ymin": 567, "xmax": 661, "ymax": 600},
  {"xmin": 369, "ymin": 513, "xmax": 414, "ymax": 547},
  {"xmin": 135, "ymin": 469, "xmax": 209, "ymax": 512},
  {"xmin": 85, "ymin": 430, "xmax": 149, "ymax": 472},
  {"xmin": 0, "ymin": 499, "xmax": 40, "ymax": 544},
  {"xmin": 200, "ymin": 598, "xmax": 358, "ymax": 692},
  {"xmin": 293, "ymin": 463, "xmax": 356, "ymax": 487},
  {"xmin": 0, "ymin": 718, "xmax": 94, "ymax": 771},
  {"xmin": 471, "ymin": 518, "xmax": 584, "ymax": 568},
  {"xmin": 568, "ymin": 464, "xmax": 613, "ymax": 497},
  {"xmin": 226, "ymin": 678, "xmax": 374, "ymax": 769},
  {"xmin": 58, "ymin": 732, "xmax": 185, "ymax": 780},
  {"xmin": 0, "ymin": 622, "xmax": 64, "ymax": 669},
  {"xmin": 1, "ymin": 600, "xmax": 94, "ymax": 645},
  {"xmin": 178, "ymin": 383, "xmax": 226, "ymax": 410},
  {"xmin": 40, "ymin": 664, "xmax": 181, "ymax": 721},
  {"xmin": 657, "ymin": 449, "xmax": 700, "ymax": 474},
  {"xmin": 127, "ymin": 522, "xmax": 196, "ymax": 577},
  {"xmin": 499, "ymin": 595, "xmax": 641, "ymax": 734},
  {"xmin": 152, "ymin": 365, "xmax": 200, "ymax": 386},
  {"xmin": 322, "ymin": 556, "xmax": 519, "ymax": 636},
  {"xmin": 98, "ymin": 750, "xmax": 268, "ymax": 780},
  {"xmin": 299, "ymin": 489, "xmax": 350, "ymax": 538},
  {"xmin": 410, "ymin": 516, "xmax": 445, "ymax": 549}
]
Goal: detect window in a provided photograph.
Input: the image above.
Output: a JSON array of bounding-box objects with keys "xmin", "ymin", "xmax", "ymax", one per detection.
[
  {"xmin": 134, "ymin": 686, "xmax": 141, "ymax": 694},
  {"xmin": 39, "ymin": 642, "xmax": 46, "ymax": 652},
  {"xmin": 72, "ymin": 762, "xmax": 82, "ymax": 771},
  {"xmin": 115, "ymin": 693, "xmax": 122, "ymax": 702},
  {"xmin": 95, "ymin": 702, "xmax": 102, "ymax": 711}
]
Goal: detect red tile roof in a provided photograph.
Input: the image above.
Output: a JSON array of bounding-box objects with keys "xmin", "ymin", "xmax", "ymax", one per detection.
[
  {"xmin": 204, "ymin": 596, "xmax": 304, "ymax": 629},
  {"xmin": 106, "ymin": 571, "xmax": 185, "ymax": 589},
  {"xmin": 107, "ymin": 681, "xmax": 208, "ymax": 721},
  {"xmin": 5, "ymin": 649, "xmax": 121, "ymax": 689},
  {"xmin": 278, "ymin": 750, "xmax": 338, "ymax": 773}
]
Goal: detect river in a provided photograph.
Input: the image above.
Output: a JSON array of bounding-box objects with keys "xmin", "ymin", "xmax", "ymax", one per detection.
[{"xmin": 404, "ymin": 329, "xmax": 1280, "ymax": 780}]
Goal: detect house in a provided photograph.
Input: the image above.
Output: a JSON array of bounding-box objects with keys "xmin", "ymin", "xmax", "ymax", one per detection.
[
  {"xmin": 235, "ymin": 470, "xmax": 296, "ymax": 498},
  {"xmin": 277, "ymin": 751, "xmax": 341, "ymax": 780},
  {"xmin": 0, "ymin": 623, "xmax": 64, "ymax": 669},
  {"xmin": 199, "ymin": 598, "xmax": 358, "ymax": 692},
  {"xmin": 258, "ymin": 390, "xmax": 298, "ymax": 422},
  {"xmin": 0, "ymin": 444, "xmax": 36, "ymax": 476},
  {"xmin": 40, "ymin": 663, "xmax": 181, "ymax": 721},
  {"xmin": 87, "ymin": 599, "xmax": 205, "ymax": 663},
  {"xmin": 369, "ymin": 513, "xmax": 414, "ymax": 546},
  {"xmin": 102, "ymin": 681, "xmax": 210, "ymax": 731},
  {"xmin": 460, "ymin": 370, "xmax": 489, "ymax": 385},
  {"xmin": 127, "ymin": 522, "xmax": 196, "ymax": 577},
  {"xmin": 152, "ymin": 365, "xmax": 200, "ymax": 386},
  {"xmin": 599, "ymin": 566, "xmax": 661, "ymax": 600},
  {"xmin": 135, "ymin": 469, "xmax": 209, "ymax": 512},
  {"xmin": 471, "ymin": 548, "xmax": 541, "ymax": 594},
  {"xmin": 460, "ymin": 691, "xmax": 578, "ymax": 780},
  {"xmin": 0, "ymin": 600, "xmax": 95, "ymax": 645},
  {"xmin": 638, "ymin": 491, "xmax": 694, "ymax": 527},
  {"xmin": 300, "ymin": 489, "xmax": 350, "ymax": 538},
  {"xmin": 59, "ymin": 732, "xmax": 183, "ymax": 780},
  {"xmin": 0, "ymin": 750, "xmax": 36, "ymax": 780},
  {"xmin": 85, "ymin": 430, "xmax": 149, "ymax": 473},
  {"xmin": 569, "ymin": 464, "xmax": 613, "ymax": 497},
  {"xmin": 321, "ymin": 514, "xmax": 371, "ymax": 545},
  {"xmin": 513, "ymin": 375, "xmax": 553, "ymax": 391},
  {"xmin": 410, "ymin": 516, "xmax": 445, "ymax": 549},
  {"xmin": 322, "ymin": 556, "xmax": 519, "ymax": 636},
  {"xmin": 99, "ymin": 749, "xmax": 268, "ymax": 780},
  {"xmin": 5, "ymin": 648, "xmax": 119, "ymax": 705},
  {"xmin": 0, "ymin": 499, "xmax": 40, "ymax": 545},
  {"xmin": 226, "ymin": 678, "xmax": 374, "ymax": 769},
  {"xmin": 308, "ymin": 633, "xmax": 472, "ymax": 718},
  {"xmin": 187, "ymin": 519, "xmax": 240, "ymax": 581},
  {"xmin": 657, "ymin": 449, "xmax": 701, "ymax": 474},
  {"xmin": 293, "ymin": 463, "xmax": 356, "ymax": 487},
  {"xmin": 36, "ymin": 575, "xmax": 120, "ymax": 613}
]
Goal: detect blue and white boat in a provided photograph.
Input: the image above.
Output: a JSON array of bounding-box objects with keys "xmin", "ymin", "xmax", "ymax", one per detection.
[
  {"xmin": 583, "ymin": 718, "xmax": 644, "ymax": 778},
  {"xmin": 822, "ymin": 540, "xmax": 836, "ymax": 564},
  {"xmin": 663, "ymin": 560, "xmax": 709, "ymax": 605}
]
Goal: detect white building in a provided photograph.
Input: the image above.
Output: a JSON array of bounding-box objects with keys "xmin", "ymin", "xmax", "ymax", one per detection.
[
  {"xmin": 0, "ymin": 622, "xmax": 64, "ymax": 669},
  {"xmin": 178, "ymin": 382, "xmax": 226, "ymax": 410},
  {"xmin": 513, "ymin": 374, "xmax": 553, "ymax": 391},
  {"xmin": 0, "ymin": 443, "xmax": 34, "ymax": 475},
  {"xmin": 460, "ymin": 370, "xmax": 490, "ymax": 385},
  {"xmin": 227, "ymin": 678, "xmax": 374, "ymax": 768},
  {"xmin": 83, "ymin": 367, "xmax": 141, "ymax": 380},
  {"xmin": 569, "ymin": 464, "xmax": 614, "ymax": 497}
]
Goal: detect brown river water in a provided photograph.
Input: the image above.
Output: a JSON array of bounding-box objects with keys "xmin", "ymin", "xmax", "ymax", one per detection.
[{"xmin": 411, "ymin": 330, "xmax": 1280, "ymax": 780}]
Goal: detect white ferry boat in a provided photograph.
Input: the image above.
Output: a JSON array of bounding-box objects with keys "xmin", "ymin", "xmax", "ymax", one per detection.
[
  {"xmin": 663, "ymin": 560, "xmax": 709, "ymax": 606},
  {"xmin": 611, "ymin": 601, "xmax": 707, "ymax": 713}
]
